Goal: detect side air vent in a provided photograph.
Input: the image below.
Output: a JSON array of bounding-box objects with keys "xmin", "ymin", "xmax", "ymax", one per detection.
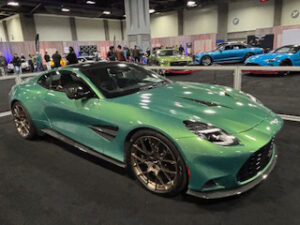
[
  {"xmin": 180, "ymin": 97, "xmax": 232, "ymax": 109},
  {"xmin": 90, "ymin": 125, "xmax": 119, "ymax": 141}
]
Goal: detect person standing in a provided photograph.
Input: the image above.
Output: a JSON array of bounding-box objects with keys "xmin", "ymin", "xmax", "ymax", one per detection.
[
  {"xmin": 28, "ymin": 54, "xmax": 34, "ymax": 72},
  {"xmin": 179, "ymin": 44, "xmax": 184, "ymax": 55},
  {"xmin": 35, "ymin": 52, "xmax": 43, "ymax": 72},
  {"xmin": 133, "ymin": 45, "xmax": 140, "ymax": 63},
  {"xmin": 66, "ymin": 47, "xmax": 78, "ymax": 65},
  {"xmin": 0, "ymin": 52, "xmax": 7, "ymax": 76},
  {"xmin": 44, "ymin": 51, "xmax": 51, "ymax": 70},
  {"xmin": 116, "ymin": 45, "xmax": 126, "ymax": 61},
  {"xmin": 12, "ymin": 53, "xmax": 22, "ymax": 75},
  {"xmin": 52, "ymin": 51, "xmax": 62, "ymax": 68},
  {"xmin": 106, "ymin": 46, "xmax": 116, "ymax": 61}
]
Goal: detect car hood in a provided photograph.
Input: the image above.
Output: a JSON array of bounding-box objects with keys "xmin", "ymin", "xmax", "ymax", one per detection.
[
  {"xmin": 112, "ymin": 82, "xmax": 275, "ymax": 134},
  {"xmin": 248, "ymin": 52, "xmax": 292, "ymax": 62},
  {"xmin": 158, "ymin": 55, "xmax": 192, "ymax": 62}
]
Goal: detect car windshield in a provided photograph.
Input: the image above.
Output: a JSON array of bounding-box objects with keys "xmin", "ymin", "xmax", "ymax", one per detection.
[
  {"xmin": 81, "ymin": 63, "xmax": 170, "ymax": 98},
  {"xmin": 274, "ymin": 46, "xmax": 299, "ymax": 54},
  {"xmin": 157, "ymin": 50, "xmax": 180, "ymax": 56}
]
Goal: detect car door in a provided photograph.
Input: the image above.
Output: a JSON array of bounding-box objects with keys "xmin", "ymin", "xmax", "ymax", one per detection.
[
  {"xmin": 292, "ymin": 49, "xmax": 300, "ymax": 65},
  {"xmin": 41, "ymin": 70, "xmax": 110, "ymax": 153},
  {"xmin": 214, "ymin": 44, "xmax": 233, "ymax": 62}
]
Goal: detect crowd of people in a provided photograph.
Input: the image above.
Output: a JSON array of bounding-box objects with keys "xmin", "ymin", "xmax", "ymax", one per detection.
[
  {"xmin": 105, "ymin": 44, "xmax": 186, "ymax": 64},
  {"xmin": 0, "ymin": 44, "xmax": 187, "ymax": 76},
  {"xmin": 0, "ymin": 46, "xmax": 79, "ymax": 76}
]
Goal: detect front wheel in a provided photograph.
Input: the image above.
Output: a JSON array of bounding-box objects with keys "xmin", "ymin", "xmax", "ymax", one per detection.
[
  {"xmin": 11, "ymin": 102, "xmax": 37, "ymax": 139},
  {"xmin": 279, "ymin": 60, "xmax": 292, "ymax": 76},
  {"xmin": 128, "ymin": 130, "xmax": 188, "ymax": 197},
  {"xmin": 201, "ymin": 55, "xmax": 212, "ymax": 66}
]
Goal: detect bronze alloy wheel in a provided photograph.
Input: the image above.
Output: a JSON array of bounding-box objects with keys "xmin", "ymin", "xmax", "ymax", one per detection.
[
  {"xmin": 201, "ymin": 55, "xmax": 212, "ymax": 66},
  {"xmin": 130, "ymin": 134, "xmax": 186, "ymax": 195},
  {"xmin": 11, "ymin": 102, "xmax": 36, "ymax": 139}
]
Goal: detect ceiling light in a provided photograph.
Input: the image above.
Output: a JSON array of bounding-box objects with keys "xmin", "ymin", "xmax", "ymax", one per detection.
[
  {"xmin": 61, "ymin": 8, "xmax": 70, "ymax": 12},
  {"xmin": 86, "ymin": 0, "xmax": 96, "ymax": 4},
  {"xmin": 149, "ymin": 9, "xmax": 155, "ymax": 14},
  {"xmin": 103, "ymin": 11, "xmax": 111, "ymax": 15},
  {"xmin": 123, "ymin": 14, "xmax": 126, "ymax": 17},
  {"xmin": 7, "ymin": 1, "xmax": 19, "ymax": 6},
  {"xmin": 187, "ymin": 1, "xmax": 197, "ymax": 7}
]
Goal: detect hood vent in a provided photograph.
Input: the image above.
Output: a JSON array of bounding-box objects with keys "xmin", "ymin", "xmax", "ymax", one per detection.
[{"xmin": 180, "ymin": 97, "xmax": 232, "ymax": 109}]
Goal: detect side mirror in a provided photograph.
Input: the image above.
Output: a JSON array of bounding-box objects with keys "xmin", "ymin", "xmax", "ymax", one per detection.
[{"xmin": 65, "ymin": 86, "xmax": 92, "ymax": 100}]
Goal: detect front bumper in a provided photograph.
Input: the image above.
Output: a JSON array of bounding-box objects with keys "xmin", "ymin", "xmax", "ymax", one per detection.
[{"xmin": 186, "ymin": 147, "xmax": 277, "ymax": 199}]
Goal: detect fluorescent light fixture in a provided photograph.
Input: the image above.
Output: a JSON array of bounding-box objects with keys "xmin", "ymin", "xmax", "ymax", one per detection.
[
  {"xmin": 123, "ymin": 14, "xmax": 126, "ymax": 17},
  {"xmin": 149, "ymin": 9, "xmax": 155, "ymax": 14},
  {"xmin": 61, "ymin": 8, "xmax": 70, "ymax": 12},
  {"xmin": 7, "ymin": 1, "xmax": 19, "ymax": 6},
  {"xmin": 187, "ymin": 1, "xmax": 197, "ymax": 7},
  {"xmin": 86, "ymin": 0, "xmax": 96, "ymax": 4},
  {"xmin": 103, "ymin": 11, "xmax": 111, "ymax": 15}
]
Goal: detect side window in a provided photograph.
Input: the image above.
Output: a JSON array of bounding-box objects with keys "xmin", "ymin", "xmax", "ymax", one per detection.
[
  {"xmin": 38, "ymin": 71, "xmax": 59, "ymax": 89},
  {"xmin": 57, "ymin": 70, "xmax": 91, "ymax": 93},
  {"xmin": 224, "ymin": 45, "xmax": 233, "ymax": 50}
]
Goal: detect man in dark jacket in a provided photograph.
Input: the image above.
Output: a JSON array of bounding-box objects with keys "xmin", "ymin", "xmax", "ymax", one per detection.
[
  {"xmin": 0, "ymin": 52, "xmax": 7, "ymax": 76},
  {"xmin": 66, "ymin": 47, "xmax": 78, "ymax": 65},
  {"xmin": 12, "ymin": 53, "xmax": 22, "ymax": 74},
  {"xmin": 106, "ymin": 46, "xmax": 116, "ymax": 61},
  {"xmin": 44, "ymin": 51, "xmax": 51, "ymax": 70},
  {"xmin": 133, "ymin": 45, "xmax": 140, "ymax": 63},
  {"xmin": 52, "ymin": 51, "xmax": 62, "ymax": 68}
]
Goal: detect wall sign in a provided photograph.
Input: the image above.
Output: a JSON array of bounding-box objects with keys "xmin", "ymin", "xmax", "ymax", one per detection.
[
  {"xmin": 232, "ymin": 17, "xmax": 239, "ymax": 25},
  {"xmin": 291, "ymin": 9, "xmax": 299, "ymax": 19}
]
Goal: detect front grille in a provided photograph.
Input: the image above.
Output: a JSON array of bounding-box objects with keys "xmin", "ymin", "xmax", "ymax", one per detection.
[
  {"xmin": 237, "ymin": 139, "xmax": 274, "ymax": 182},
  {"xmin": 170, "ymin": 61, "xmax": 188, "ymax": 66}
]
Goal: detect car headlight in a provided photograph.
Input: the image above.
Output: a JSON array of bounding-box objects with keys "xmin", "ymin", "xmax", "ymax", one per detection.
[{"xmin": 183, "ymin": 121, "xmax": 239, "ymax": 146}]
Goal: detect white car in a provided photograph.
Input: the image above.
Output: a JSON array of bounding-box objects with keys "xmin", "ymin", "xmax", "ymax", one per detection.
[{"xmin": 7, "ymin": 59, "xmax": 30, "ymax": 73}]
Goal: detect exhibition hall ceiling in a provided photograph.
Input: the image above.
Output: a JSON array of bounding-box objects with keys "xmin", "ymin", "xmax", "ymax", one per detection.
[{"xmin": 0, "ymin": 0, "xmax": 219, "ymax": 19}]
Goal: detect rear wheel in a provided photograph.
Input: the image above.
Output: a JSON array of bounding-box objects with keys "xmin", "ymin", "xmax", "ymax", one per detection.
[
  {"xmin": 11, "ymin": 102, "xmax": 37, "ymax": 139},
  {"xmin": 127, "ymin": 130, "xmax": 188, "ymax": 197},
  {"xmin": 201, "ymin": 55, "xmax": 212, "ymax": 66}
]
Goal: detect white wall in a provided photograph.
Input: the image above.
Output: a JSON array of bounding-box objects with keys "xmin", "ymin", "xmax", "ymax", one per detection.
[
  {"xmin": 183, "ymin": 6, "xmax": 218, "ymax": 35},
  {"xmin": 5, "ymin": 15, "xmax": 23, "ymax": 41},
  {"xmin": 281, "ymin": 0, "xmax": 300, "ymax": 26},
  {"xmin": 75, "ymin": 17, "xmax": 105, "ymax": 41},
  {"xmin": 151, "ymin": 12, "xmax": 178, "ymax": 38},
  {"xmin": 228, "ymin": 0, "xmax": 275, "ymax": 33},
  {"xmin": 0, "ymin": 22, "xmax": 7, "ymax": 42},
  {"xmin": 108, "ymin": 20, "xmax": 122, "ymax": 41},
  {"xmin": 34, "ymin": 14, "xmax": 72, "ymax": 41}
]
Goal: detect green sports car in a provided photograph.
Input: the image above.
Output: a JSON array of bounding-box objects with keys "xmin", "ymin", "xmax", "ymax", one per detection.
[
  {"xmin": 148, "ymin": 49, "xmax": 193, "ymax": 74},
  {"xmin": 9, "ymin": 62, "xmax": 283, "ymax": 199}
]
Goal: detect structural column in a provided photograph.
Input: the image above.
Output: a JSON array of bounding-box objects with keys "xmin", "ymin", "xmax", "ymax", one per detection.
[
  {"xmin": 178, "ymin": 9, "xmax": 184, "ymax": 36},
  {"xmin": 274, "ymin": 0, "xmax": 283, "ymax": 26},
  {"xmin": 69, "ymin": 17, "xmax": 78, "ymax": 41},
  {"xmin": 217, "ymin": 2, "xmax": 228, "ymax": 41},
  {"xmin": 124, "ymin": 0, "xmax": 151, "ymax": 51},
  {"xmin": 19, "ymin": 14, "xmax": 37, "ymax": 41}
]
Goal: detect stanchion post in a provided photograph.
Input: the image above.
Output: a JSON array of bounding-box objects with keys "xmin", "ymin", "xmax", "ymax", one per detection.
[{"xmin": 233, "ymin": 66, "xmax": 242, "ymax": 90}]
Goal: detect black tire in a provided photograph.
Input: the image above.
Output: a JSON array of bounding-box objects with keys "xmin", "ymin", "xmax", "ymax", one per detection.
[
  {"xmin": 279, "ymin": 60, "xmax": 292, "ymax": 76},
  {"xmin": 243, "ymin": 53, "xmax": 254, "ymax": 62},
  {"xmin": 126, "ymin": 129, "xmax": 188, "ymax": 197},
  {"xmin": 11, "ymin": 101, "xmax": 37, "ymax": 140},
  {"xmin": 200, "ymin": 55, "xmax": 212, "ymax": 66}
]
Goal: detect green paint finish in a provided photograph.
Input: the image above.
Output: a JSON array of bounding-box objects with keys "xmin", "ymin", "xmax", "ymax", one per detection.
[{"xmin": 9, "ymin": 64, "xmax": 283, "ymax": 193}]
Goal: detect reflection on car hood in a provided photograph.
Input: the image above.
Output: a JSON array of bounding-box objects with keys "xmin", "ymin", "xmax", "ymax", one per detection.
[
  {"xmin": 248, "ymin": 52, "xmax": 293, "ymax": 61},
  {"xmin": 112, "ymin": 82, "xmax": 275, "ymax": 134}
]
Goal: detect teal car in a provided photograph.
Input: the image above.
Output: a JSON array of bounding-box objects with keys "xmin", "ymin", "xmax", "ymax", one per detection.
[
  {"xmin": 194, "ymin": 42, "xmax": 263, "ymax": 66},
  {"xmin": 9, "ymin": 62, "xmax": 283, "ymax": 199}
]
